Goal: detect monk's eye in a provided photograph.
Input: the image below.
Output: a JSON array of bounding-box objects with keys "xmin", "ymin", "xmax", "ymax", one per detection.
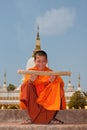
[{"xmin": 37, "ymin": 60, "xmax": 41, "ymax": 63}]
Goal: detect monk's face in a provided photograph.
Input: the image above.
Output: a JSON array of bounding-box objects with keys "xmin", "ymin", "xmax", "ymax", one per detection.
[{"xmin": 34, "ymin": 55, "xmax": 48, "ymax": 70}]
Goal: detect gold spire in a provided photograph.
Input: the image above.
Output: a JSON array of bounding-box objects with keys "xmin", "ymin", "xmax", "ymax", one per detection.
[
  {"xmin": 36, "ymin": 25, "xmax": 40, "ymax": 40},
  {"xmin": 3, "ymin": 71, "xmax": 7, "ymax": 87},
  {"xmin": 4, "ymin": 72, "xmax": 6, "ymax": 85},
  {"xmin": 32, "ymin": 25, "xmax": 41, "ymax": 57},
  {"xmin": 68, "ymin": 75, "xmax": 71, "ymax": 84},
  {"xmin": 78, "ymin": 74, "xmax": 81, "ymax": 91}
]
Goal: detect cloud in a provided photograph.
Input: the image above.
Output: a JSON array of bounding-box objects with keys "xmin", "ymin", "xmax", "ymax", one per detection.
[
  {"xmin": 15, "ymin": 23, "xmax": 28, "ymax": 51},
  {"xmin": 36, "ymin": 7, "xmax": 76, "ymax": 35}
]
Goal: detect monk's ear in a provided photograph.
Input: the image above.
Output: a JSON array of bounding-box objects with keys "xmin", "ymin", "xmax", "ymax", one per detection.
[
  {"xmin": 46, "ymin": 59, "xmax": 48, "ymax": 67},
  {"xmin": 46, "ymin": 59, "xmax": 48, "ymax": 64},
  {"xmin": 34, "ymin": 59, "xmax": 36, "ymax": 63},
  {"xmin": 46, "ymin": 59, "xmax": 48, "ymax": 63}
]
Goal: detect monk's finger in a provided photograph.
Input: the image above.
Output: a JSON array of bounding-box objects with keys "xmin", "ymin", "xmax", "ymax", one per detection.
[
  {"xmin": 49, "ymin": 75, "xmax": 56, "ymax": 82},
  {"xmin": 30, "ymin": 74, "xmax": 38, "ymax": 82}
]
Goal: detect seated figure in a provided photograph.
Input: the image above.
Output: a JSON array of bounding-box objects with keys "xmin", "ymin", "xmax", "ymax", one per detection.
[{"xmin": 20, "ymin": 50, "xmax": 66, "ymax": 124}]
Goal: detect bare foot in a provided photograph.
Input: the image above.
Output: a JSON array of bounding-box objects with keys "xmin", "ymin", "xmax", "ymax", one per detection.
[
  {"xmin": 50, "ymin": 118, "xmax": 64, "ymax": 124},
  {"xmin": 21, "ymin": 119, "xmax": 32, "ymax": 125}
]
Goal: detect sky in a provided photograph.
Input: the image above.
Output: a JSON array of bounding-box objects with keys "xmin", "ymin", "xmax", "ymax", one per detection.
[{"xmin": 0, "ymin": 0, "xmax": 87, "ymax": 91}]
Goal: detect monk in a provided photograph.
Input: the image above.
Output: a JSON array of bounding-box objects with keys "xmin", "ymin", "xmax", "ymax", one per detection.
[{"xmin": 20, "ymin": 50, "xmax": 66, "ymax": 124}]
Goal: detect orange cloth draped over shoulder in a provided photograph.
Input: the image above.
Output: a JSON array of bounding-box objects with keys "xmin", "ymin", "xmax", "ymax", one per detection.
[{"xmin": 20, "ymin": 66, "xmax": 66, "ymax": 110}]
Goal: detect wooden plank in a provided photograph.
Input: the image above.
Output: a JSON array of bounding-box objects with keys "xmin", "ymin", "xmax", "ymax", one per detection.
[{"xmin": 17, "ymin": 70, "xmax": 71, "ymax": 76}]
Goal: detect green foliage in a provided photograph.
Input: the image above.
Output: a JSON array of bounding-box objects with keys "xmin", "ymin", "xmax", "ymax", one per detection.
[
  {"xmin": 68, "ymin": 91, "xmax": 86, "ymax": 109},
  {"xmin": 83, "ymin": 91, "xmax": 87, "ymax": 97},
  {"xmin": 7, "ymin": 83, "xmax": 16, "ymax": 92},
  {"xmin": 7, "ymin": 105, "xmax": 19, "ymax": 109}
]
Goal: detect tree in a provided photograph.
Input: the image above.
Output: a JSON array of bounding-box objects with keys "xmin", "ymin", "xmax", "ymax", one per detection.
[
  {"xmin": 83, "ymin": 91, "xmax": 87, "ymax": 97},
  {"xmin": 7, "ymin": 83, "xmax": 16, "ymax": 92},
  {"xmin": 68, "ymin": 91, "xmax": 86, "ymax": 109}
]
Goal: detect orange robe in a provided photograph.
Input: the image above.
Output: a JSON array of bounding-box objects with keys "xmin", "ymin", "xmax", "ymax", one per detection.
[{"xmin": 20, "ymin": 66, "xmax": 66, "ymax": 110}]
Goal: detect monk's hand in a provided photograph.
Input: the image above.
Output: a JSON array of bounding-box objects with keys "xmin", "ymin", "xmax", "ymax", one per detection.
[
  {"xmin": 29, "ymin": 74, "xmax": 38, "ymax": 82},
  {"xmin": 49, "ymin": 75, "xmax": 56, "ymax": 82}
]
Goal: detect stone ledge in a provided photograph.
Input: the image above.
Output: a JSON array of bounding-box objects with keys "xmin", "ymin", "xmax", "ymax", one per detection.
[
  {"xmin": 0, "ymin": 109, "xmax": 87, "ymax": 124},
  {"xmin": 0, "ymin": 123, "xmax": 87, "ymax": 130},
  {"xmin": 55, "ymin": 109, "xmax": 87, "ymax": 124}
]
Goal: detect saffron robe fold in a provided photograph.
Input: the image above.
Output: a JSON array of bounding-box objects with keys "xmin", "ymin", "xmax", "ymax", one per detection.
[
  {"xmin": 20, "ymin": 81, "xmax": 56, "ymax": 123},
  {"xmin": 20, "ymin": 66, "xmax": 66, "ymax": 123}
]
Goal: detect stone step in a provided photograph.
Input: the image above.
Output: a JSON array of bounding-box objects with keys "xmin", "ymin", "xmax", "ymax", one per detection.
[
  {"xmin": 0, "ymin": 123, "xmax": 87, "ymax": 130},
  {"xmin": 0, "ymin": 109, "xmax": 87, "ymax": 124},
  {"xmin": 0, "ymin": 109, "xmax": 87, "ymax": 130}
]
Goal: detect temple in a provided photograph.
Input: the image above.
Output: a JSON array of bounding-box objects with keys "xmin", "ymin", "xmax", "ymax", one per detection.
[
  {"xmin": 0, "ymin": 27, "xmax": 85, "ymax": 109},
  {"xmin": 26, "ymin": 25, "xmax": 41, "ymax": 69}
]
